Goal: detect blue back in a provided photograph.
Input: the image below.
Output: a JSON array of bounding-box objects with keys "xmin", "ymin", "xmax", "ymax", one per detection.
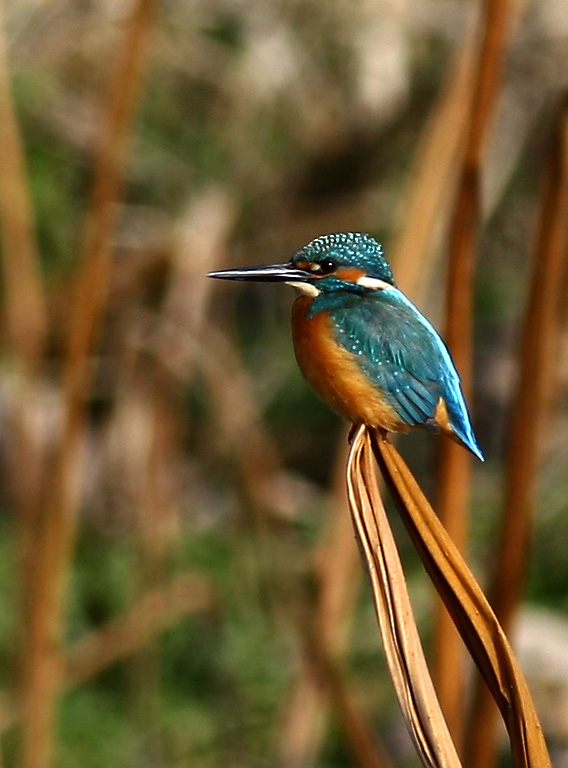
[{"xmin": 310, "ymin": 283, "xmax": 483, "ymax": 460}]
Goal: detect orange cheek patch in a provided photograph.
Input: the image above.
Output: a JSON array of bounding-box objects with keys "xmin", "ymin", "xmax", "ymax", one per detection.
[
  {"xmin": 334, "ymin": 267, "xmax": 365, "ymax": 283},
  {"xmin": 434, "ymin": 398, "xmax": 452, "ymax": 432}
]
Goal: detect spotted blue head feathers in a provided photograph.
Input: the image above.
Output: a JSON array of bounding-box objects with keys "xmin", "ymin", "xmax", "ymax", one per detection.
[{"xmin": 291, "ymin": 233, "xmax": 395, "ymax": 285}]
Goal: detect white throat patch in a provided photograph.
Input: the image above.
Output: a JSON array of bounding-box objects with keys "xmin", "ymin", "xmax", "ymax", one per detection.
[
  {"xmin": 356, "ymin": 275, "xmax": 391, "ymax": 290},
  {"xmin": 286, "ymin": 281, "xmax": 321, "ymax": 297}
]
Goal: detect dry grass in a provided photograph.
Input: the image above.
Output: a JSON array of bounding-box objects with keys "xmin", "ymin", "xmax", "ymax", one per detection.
[
  {"xmin": 433, "ymin": 0, "xmax": 515, "ymax": 743},
  {"xmin": 466, "ymin": 96, "xmax": 568, "ymax": 768},
  {"xmin": 372, "ymin": 431, "xmax": 552, "ymax": 768}
]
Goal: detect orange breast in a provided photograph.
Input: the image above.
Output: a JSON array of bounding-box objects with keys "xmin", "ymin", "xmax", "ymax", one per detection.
[{"xmin": 291, "ymin": 297, "xmax": 408, "ymax": 432}]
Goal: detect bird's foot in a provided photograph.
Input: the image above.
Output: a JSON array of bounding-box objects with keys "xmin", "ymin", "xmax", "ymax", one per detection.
[{"xmin": 348, "ymin": 423, "xmax": 359, "ymax": 444}]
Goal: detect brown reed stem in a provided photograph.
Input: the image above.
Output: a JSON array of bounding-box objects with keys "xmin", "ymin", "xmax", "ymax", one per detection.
[
  {"xmin": 391, "ymin": 31, "xmax": 477, "ymax": 302},
  {"xmin": 276, "ymin": 437, "xmax": 366, "ymax": 768},
  {"xmin": 306, "ymin": 620, "xmax": 394, "ymax": 768},
  {"xmin": 372, "ymin": 432, "xmax": 551, "ymax": 768},
  {"xmin": 0, "ymin": 0, "xmax": 45, "ymax": 368},
  {"xmin": 0, "ymin": 0, "xmax": 47, "ymax": 629},
  {"xmin": 349, "ymin": 427, "xmax": 462, "ymax": 768},
  {"xmin": 128, "ymin": 382, "xmax": 175, "ymax": 763},
  {"xmin": 466, "ymin": 97, "xmax": 568, "ymax": 768},
  {"xmin": 19, "ymin": 3, "xmax": 159, "ymax": 767},
  {"xmin": 434, "ymin": 0, "xmax": 513, "ymax": 743}
]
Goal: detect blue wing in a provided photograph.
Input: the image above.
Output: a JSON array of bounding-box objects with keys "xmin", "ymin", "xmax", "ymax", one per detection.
[{"xmin": 332, "ymin": 289, "xmax": 484, "ymax": 460}]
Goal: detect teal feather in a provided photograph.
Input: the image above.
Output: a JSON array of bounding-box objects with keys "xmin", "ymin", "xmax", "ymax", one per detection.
[{"xmin": 308, "ymin": 285, "xmax": 483, "ymax": 460}]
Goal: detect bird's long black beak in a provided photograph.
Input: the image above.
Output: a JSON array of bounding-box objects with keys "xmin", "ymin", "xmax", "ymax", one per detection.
[{"xmin": 207, "ymin": 262, "xmax": 314, "ymax": 283}]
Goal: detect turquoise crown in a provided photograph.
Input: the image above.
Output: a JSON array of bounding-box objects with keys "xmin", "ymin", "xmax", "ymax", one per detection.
[{"xmin": 292, "ymin": 233, "xmax": 395, "ymax": 285}]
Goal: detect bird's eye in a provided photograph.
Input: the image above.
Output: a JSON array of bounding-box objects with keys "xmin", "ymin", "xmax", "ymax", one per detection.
[
  {"xmin": 304, "ymin": 258, "xmax": 337, "ymax": 275},
  {"xmin": 318, "ymin": 259, "xmax": 337, "ymax": 274}
]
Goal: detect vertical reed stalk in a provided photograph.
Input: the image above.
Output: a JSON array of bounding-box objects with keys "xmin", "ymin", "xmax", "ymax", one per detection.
[
  {"xmin": 0, "ymin": 0, "xmax": 47, "ymax": 621},
  {"xmin": 120, "ymin": 190, "xmax": 235, "ymax": 764},
  {"xmin": 434, "ymin": 0, "xmax": 513, "ymax": 743},
  {"xmin": 129, "ymin": 384, "xmax": 175, "ymax": 765},
  {"xmin": 466, "ymin": 98, "xmax": 568, "ymax": 768},
  {"xmin": 348, "ymin": 427, "xmax": 462, "ymax": 768},
  {"xmin": 276, "ymin": 439, "xmax": 367, "ymax": 768},
  {"xmin": 0, "ymin": 0, "xmax": 45, "ymax": 369},
  {"xmin": 305, "ymin": 620, "xmax": 394, "ymax": 768},
  {"xmin": 19, "ymin": 3, "xmax": 159, "ymax": 767},
  {"xmin": 390, "ymin": 31, "xmax": 477, "ymax": 302},
  {"xmin": 0, "ymin": 12, "xmax": 47, "ymax": 768}
]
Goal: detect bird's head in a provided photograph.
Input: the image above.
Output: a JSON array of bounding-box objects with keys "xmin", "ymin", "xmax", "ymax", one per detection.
[{"xmin": 208, "ymin": 233, "xmax": 395, "ymax": 297}]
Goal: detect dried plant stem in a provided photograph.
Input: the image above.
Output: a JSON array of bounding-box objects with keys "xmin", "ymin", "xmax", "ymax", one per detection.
[
  {"xmin": 312, "ymin": 438, "xmax": 361, "ymax": 665},
  {"xmin": 194, "ymin": 326, "xmax": 283, "ymax": 517},
  {"xmin": 372, "ymin": 432, "xmax": 551, "ymax": 768},
  {"xmin": 115, "ymin": 189, "xmax": 236, "ymax": 755},
  {"xmin": 0, "ymin": 0, "xmax": 47, "ymax": 616},
  {"xmin": 391, "ymin": 30, "xmax": 477, "ymax": 301},
  {"xmin": 433, "ymin": 443, "xmax": 469, "ymax": 746},
  {"xmin": 277, "ymin": 438, "xmax": 369, "ymax": 768},
  {"xmin": 306, "ymin": 625, "xmax": 394, "ymax": 768},
  {"xmin": 348, "ymin": 426, "xmax": 462, "ymax": 768},
  {"xmin": 0, "ymin": 0, "xmax": 45, "ymax": 367},
  {"xmin": 19, "ymin": 4, "xmax": 159, "ymax": 768},
  {"xmin": 67, "ymin": 573, "xmax": 213, "ymax": 686},
  {"xmin": 275, "ymin": 653, "xmax": 328, "ymax": 768},
  {"xmin": 466, "ymin": 98, "xmax": 568, "ymax": 768},
  {"xmin": 165, "ymin": 188, "xmax": 237, "ymax": 334},
  {"xmin": 129, "ymin": 383, "xmax": 177, "ymax": 761},
  {"xmin": 434, "ymin": 0, "xmax": 514, "ymax": 740}
]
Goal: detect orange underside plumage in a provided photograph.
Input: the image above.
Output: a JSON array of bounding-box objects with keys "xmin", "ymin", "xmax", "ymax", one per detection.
[
  {"xmin": 291, "ymin": 296, "xmax": 410, "ymax": 432},
  {"xmin": 291, "ymin": 296, "xmax": 460, "ymax": 443}
]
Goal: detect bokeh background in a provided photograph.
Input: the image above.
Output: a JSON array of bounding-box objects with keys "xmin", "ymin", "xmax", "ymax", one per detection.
[{"xmin": 0, "ymin": 0, "xmax": 568, "ymax": 766}]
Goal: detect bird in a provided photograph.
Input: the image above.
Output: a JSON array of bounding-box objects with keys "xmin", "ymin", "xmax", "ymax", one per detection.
[{"xmin": 208, "ymin": 232, "xmax": 484, "ymax": 461}]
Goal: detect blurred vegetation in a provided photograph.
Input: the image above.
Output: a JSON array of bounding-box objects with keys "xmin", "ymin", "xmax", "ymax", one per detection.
[{"xmin": 0, "ymin": 1, "xmax": 567, "ymax": 767}]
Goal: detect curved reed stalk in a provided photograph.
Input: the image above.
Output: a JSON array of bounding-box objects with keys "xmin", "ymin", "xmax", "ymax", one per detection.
[
  {"xmin": 347, "ymin": 426, "xmax": 463, "ymax": 768},
  {"xmin": 434, "ymin": 0, "xmax": 515, "ymax": 738},
  {"xmin": 370, "ymin": 430, "xmax": 551, "ymax": 768}
]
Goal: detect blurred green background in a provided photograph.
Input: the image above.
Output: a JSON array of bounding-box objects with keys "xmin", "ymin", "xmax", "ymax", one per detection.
[{"xmin": 0, "ymin": 1, "xmax": 568, "ymax": 767}]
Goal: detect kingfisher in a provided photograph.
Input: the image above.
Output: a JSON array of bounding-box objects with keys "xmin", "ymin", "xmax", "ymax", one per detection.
[{"xmin": 208, "ymin": 232, "xmax": 484, "ymax": 461}]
